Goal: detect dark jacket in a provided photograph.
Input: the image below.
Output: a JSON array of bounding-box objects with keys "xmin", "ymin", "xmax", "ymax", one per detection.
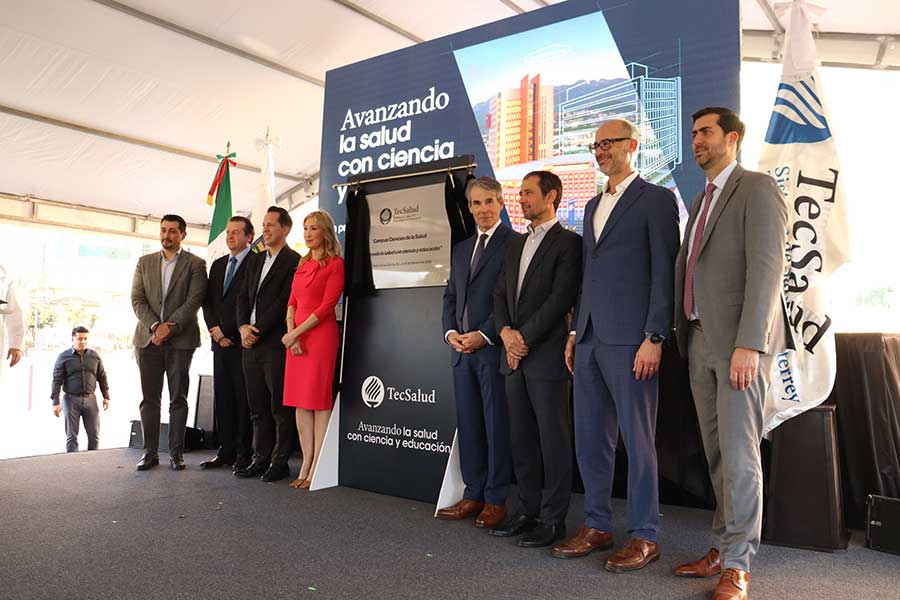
[
  {"xmin": 202, "ymin": 251, "xmax": 251, "ymax": 351},
  {"xmin": 494, "ymin": 222, "xmax": 582, "ymax": 380},
  {"xmin": 236, "ymin": 246, "xmax": 301, "ymax": 352}
]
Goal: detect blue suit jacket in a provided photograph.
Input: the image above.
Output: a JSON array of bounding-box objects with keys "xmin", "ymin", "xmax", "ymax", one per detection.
[
  {"xmin": 573, "ymin": 176, "xmax": 680, "ymax": 346},
  {"xmin": 442, "ymin": 224, "xmax": 518, "ymax": 367}
]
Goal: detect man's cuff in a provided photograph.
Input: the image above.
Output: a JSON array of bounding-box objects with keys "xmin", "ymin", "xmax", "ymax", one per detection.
[
  {"xmin": 478, "ymin": 330, "xmax": 494, "ymax": 346},
  {"xmin": 569, "ymin": 330, "xmax": 576, "ymax": 336},
  {"xmin": 150, "ymin": 321, "xmax": 159, "ymax": 333},
  {"xmin": 444, "ymin": 329, "xmax": 458, "ymax": 344},
  {"xmin": 51, "ymin": 398, "xmax": 60, "ymax": 406}
]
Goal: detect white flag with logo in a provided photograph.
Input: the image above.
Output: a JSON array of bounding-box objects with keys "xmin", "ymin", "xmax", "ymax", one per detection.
[
  {"xmin": 759, "ymin": 1, "xmax": 851, "ymax": 434},
  {"xmin": 253, "ymin": 131, "xmax": 281, "ymax": 250}
]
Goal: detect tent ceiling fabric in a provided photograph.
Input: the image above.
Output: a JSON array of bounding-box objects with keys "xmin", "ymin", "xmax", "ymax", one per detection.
[{"xmin": 0, "ymin": 0, "xmax": 896, "ymax": 228}]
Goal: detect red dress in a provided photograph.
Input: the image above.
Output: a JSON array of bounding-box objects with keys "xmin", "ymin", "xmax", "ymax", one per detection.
[{"xmin": 283, "ymin": 256, "xmax": 345, "ymax": 410}]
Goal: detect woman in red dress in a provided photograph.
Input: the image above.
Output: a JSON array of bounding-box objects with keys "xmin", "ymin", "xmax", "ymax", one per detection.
[{"xmin": 281, "ymin": 210, "xmax": 344, "ymax": 489}]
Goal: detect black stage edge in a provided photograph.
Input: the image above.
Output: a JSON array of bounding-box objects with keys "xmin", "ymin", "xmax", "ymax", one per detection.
[{"xmin": 2, "ymin": 448, "xmax": 897, "ymax": 600}]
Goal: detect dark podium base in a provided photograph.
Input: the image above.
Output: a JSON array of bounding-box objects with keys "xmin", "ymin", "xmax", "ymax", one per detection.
[{"xmin": 763, "ymin": 404, "xmax": 850, "ymax": 552}]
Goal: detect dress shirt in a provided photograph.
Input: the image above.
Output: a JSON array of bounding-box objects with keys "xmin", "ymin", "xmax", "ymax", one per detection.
[
  {"xmin": 516, "ymin": 217, "xmax": 558, "ymax": 302},
  {"xmin": 159, "ymin": 249, "xmax": 181, "ymax": 321},
  {"xmin": 50, "ymin": 348, "xmax": 109, "ymax": 405},
  {"xmin": 444, "ymin": 220, "xmax": 503, "ymax": 345},
  {"xmin": 593, "ymin": 170, "xmax": 640, "ymax": 242},
  {"xmin": 250, "ymin": 246, "xmax": 282, "ymax": 325},
  {"xmin": 687, "ymin": 160, "xmax": 738, "ymax": 320}
]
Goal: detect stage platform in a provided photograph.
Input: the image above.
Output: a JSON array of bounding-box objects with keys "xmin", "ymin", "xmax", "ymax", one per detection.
[{"xmin": 1, "ymin": 448, "xmax": 896, "ymax": 600}]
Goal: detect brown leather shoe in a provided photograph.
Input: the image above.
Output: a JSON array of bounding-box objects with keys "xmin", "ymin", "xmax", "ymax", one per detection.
[
  {"xmin": 713, "ymin": 568, "xmax": 749, "ymax": 600},
  {"xmin": 552, "ymin": 524, "xmax": 614, "ymax": 558},
  {"xmin": 474, "ymin": 504, "xmax": 506, "ymax": 528},
  {"xmin": 435, "ymin": 499, "xmax": 484, "ymax": 520},
  {"xmin": 604, "ymin": 537, "xmax": 660, "ymax": 572},
  {"xmin": 674, "ymin": 548, "xmax": 721, "ymax": 578}
]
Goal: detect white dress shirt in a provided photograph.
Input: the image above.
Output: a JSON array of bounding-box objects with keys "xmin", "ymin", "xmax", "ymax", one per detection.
[
  {"xmin": 516, "ymin": 217, "xmax": 558, "ymax": 302},
  {"xmin": 251, "ymin": 246, "xmax": 282, "ymax": 325},
  {"xmin": 159, "ymin": 249, "xmax": 181, "ymax": 321},
  {"xmin": 592, "ymin": 170, "xmax": 640, "ymax": 242},
  {"xmin": 686, "ymin": 160, "xmax": 738, "ymax": 320}
]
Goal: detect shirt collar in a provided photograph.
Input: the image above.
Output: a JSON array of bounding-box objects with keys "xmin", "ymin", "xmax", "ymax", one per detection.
[
  {"xmin": 160, "ymin": 249, "xmax": 182, "ymax": 262},
  {"xmin": 708, "ymin": 160, "xmax": 738, "ymax": 191},
  {"xmin": 232, "ymin": 246, "xmax": 251, "ymax": 264},
  {"xmin": 527, "ymin": 217, "xmax": 558, "ymax": 236},
  {"xmin": 603, "ymin": 170, "xmax": 640, "ymax": 195},
  {"xmin": 266, "ymin": 245, "xmax": 283, "ymax": 260},
  {"xmin": 477, "ymin": 220, "xmax": 502, "ymax": 240}
]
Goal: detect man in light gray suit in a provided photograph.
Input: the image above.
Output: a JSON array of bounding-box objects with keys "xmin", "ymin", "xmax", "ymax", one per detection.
[
  {"xmin": 673, "ymin": 107, "xmax": 787, "ymax": 600},
  {"xmin": 131, "ymin": 214, "xmax": 208, "ymax": 471}
]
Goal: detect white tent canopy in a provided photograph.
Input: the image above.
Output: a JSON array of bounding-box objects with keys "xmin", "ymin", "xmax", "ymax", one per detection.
[{"xmin": 1, "ymin": 0, "xmax": 897, "ymax": 228}]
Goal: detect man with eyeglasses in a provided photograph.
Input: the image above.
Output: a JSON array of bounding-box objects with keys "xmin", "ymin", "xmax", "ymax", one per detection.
[{"xmin": 553, "ymin": 120, "xmax": 679, "ymax": 573}]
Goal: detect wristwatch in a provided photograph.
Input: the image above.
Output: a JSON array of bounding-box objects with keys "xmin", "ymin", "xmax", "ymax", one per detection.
[{"xmin": 644, "ymin": 332, "xmax": 665, "ymax": 344}]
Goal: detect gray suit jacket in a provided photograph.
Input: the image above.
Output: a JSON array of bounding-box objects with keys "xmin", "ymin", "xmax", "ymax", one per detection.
[
  {"xmin": 131, "ymin": 250, "xmax": 209, "ymax": 349},
  {"xmin": 674, "ymin": 164, "xmax": 788, "ymax": 360}
]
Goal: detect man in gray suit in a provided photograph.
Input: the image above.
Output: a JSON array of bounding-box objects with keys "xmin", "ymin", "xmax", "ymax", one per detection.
[
  {"xmin": 131, "ymin": 214, "xmax": 208, "ymax": 471},
  {"xmin": 673, "ymin": 107, "xmax": 787, "ymax": 600}
]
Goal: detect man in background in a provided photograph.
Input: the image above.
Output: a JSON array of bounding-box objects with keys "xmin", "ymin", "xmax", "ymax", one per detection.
[
  {"xmin": 202, "ymin": 216, "xmax": 255, "ymax": 472},
  {"xmin": 131, "ymin": 214, "xmax": 208, "ymax": 471},
  {"xmin": 51, "ymin": 326, "xmax": 110, "ymax": 452}
]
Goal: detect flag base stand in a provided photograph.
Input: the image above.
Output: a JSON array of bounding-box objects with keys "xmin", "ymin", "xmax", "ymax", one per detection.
[{"xmin": 763, "ymin": 404, "xmax": 850, "ymax": 552}]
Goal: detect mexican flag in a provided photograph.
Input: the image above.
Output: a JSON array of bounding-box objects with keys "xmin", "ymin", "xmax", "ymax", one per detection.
[
  {"xmin": 207, "ymin": 150, "xmax": 236, "ymax": 262},
  {"xmin": 758, "ymin": 1, "xmax": 851, "ymax": 434}
]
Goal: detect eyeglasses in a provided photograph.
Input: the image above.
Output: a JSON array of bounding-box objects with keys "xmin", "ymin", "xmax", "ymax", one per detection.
[{"xmin": 588, "ymin": 137, "xmax": 632, "ymax": 152}]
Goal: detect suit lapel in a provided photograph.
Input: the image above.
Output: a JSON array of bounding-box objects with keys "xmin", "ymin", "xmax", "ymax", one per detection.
[
  {"xmin": 519, "ymin": 223, "xmax": 560, "ymax": 304},
  {"xmin": 698, "ymin": 164, "xmax": 744, "ymax": 255},
  {"xmin": 456, "ymin": 236, "xmax": 475, "ymax": 304},
  {"xmin": 583, "ymin": 195, "xmax": 600, "ymax": 245},
  {"xmin": 148, "ymin": 253, "xmax": 163, "ymax": 306},
  {"xmin": 469, "ymin": 225, "xmax": 508, "ymax": 282},
  {"xmin": 597, "ymin": 178, "xmax": 644, "ymax": 246},
  {"xmin": 508, "ymin": 234, "xmax": 526, "ymax": 322},
  {"xmin": 257, "ymin": 248, "xmax": 287, "ymax": 292},
  {"xmin": 165, "ymin": 251, "xmax": 191, "ymax": 295}
]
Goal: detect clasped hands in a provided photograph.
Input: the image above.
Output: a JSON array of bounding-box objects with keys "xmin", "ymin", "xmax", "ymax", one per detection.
[
  {"xmin": 151, "ymin": 321, "xmax": 176, "ymax": 346},
  {"xmin": 500, "ymin": 327, "xmax": 529, "ymax": 371},
  {"xmin": 447, "ymin": 331, "xmax": 488, "ymax": 355},
  {"xmin": 281, "ymin": 330, "xmax": 303, "ymax": 356}
]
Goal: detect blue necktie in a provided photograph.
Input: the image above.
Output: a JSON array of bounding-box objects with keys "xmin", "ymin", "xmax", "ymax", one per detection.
[{"xmin": 223, "ymin": 256, "xmax": 237, "ymax": 294}]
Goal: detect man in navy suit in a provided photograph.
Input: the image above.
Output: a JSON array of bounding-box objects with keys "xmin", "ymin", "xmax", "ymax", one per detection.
[
  {"xmin": 438, "ymin": 176, "xmax": 517, "ymax": 529},
  {"xmin": 553, "ymin": 119, "xmax": 679, "ymax": 571},
  {"xmin": 201, "ymin": 216, "xmax": 255, "ymax": 472}
]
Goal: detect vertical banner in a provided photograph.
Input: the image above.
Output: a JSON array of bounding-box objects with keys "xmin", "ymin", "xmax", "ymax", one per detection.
[
  {"xmin": 759, "ymin": 1, "xmax": 851, "ymax": 434},
  {"xmin": 339, "ymin": 174, "xmax": 457, "ymax": 502}
]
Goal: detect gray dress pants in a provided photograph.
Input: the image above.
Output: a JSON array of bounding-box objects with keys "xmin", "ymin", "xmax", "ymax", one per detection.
[{"xmin": 61, "ymin": 393, "xmax": 100, "ymax": 452}]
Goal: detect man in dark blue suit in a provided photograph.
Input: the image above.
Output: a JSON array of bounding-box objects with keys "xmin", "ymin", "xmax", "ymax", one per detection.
[
  {"xmin": 553, "ymin": 120, "xmax": 679, "ymax": 572},
  {"xmin": 437, "ymin": 176, "xmax": 517, "ymax": 529}
]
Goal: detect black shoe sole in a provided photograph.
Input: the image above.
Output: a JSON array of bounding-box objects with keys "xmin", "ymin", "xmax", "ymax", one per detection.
[{"xmin": 136, "ymin": 460, "xmax": 159, "ymax": 471}]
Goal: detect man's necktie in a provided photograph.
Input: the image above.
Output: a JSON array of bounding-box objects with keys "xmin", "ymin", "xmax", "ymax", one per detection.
[
  {"xmin": 223, "ymin": 256, "xmax": 237, "ymax": 294},
  {"xmin": 683, "ymin": 183, "xmax": 716, "ymax": 320},
  {"xmin": 462, "ymin": 233, "xmax": 488, "ymax": 330}
]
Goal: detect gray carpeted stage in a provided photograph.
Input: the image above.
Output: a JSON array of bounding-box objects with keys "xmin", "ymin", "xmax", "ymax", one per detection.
[{"xmin": 1, "ymin": 448, "xmax": 897, "ymax": 600}]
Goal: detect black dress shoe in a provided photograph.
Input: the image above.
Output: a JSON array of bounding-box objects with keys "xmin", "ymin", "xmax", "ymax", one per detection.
[
  {"xmin": 260, "ymin": 463, "xmax": 290, "ymax": 483},
  {"xmin": 232, "ymin": 457, "xmax": 252, "ymax": 473},
  {"xmin": 234, "ymin": 462, "xmax": 269, "ymax": 478},
  {"xmin": 136, "ymin": 454, "xmax": 159, "ymax": 471},
  {"xmin": 170, "ymin": 454, "xmax": 186, "ymax": 471},
  {"xmin": 518, "ymin": 522, "xmax": 566, "ymax": 548},
  {"xmin": 489, "ymin": 514, "xmax": 539, "ymax": 537},
  {"xmin": 200, "ymin": 456, "xmax": 233, "ymax": 470}
]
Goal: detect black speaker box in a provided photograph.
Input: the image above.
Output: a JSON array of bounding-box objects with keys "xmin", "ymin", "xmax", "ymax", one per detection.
[
  {"xmin": 194, "ymin": 374, "xmax": 217, "ymax": 449},
  {"xmin": 866, "ymin": 495, "xmax": 900, "ymax": 556},
  {"xmin": 763, "ymin": 404, "xmax": 850, "ymax": 551},
  {"xmin": 129, "ymin": 420, "xmax": 206, "ymax": 452}
]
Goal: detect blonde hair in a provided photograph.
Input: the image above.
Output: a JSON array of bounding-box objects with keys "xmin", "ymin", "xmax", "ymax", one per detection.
[{"xmin": 299, "ymin": 210, "xmax": 342, "ymax": 266}]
